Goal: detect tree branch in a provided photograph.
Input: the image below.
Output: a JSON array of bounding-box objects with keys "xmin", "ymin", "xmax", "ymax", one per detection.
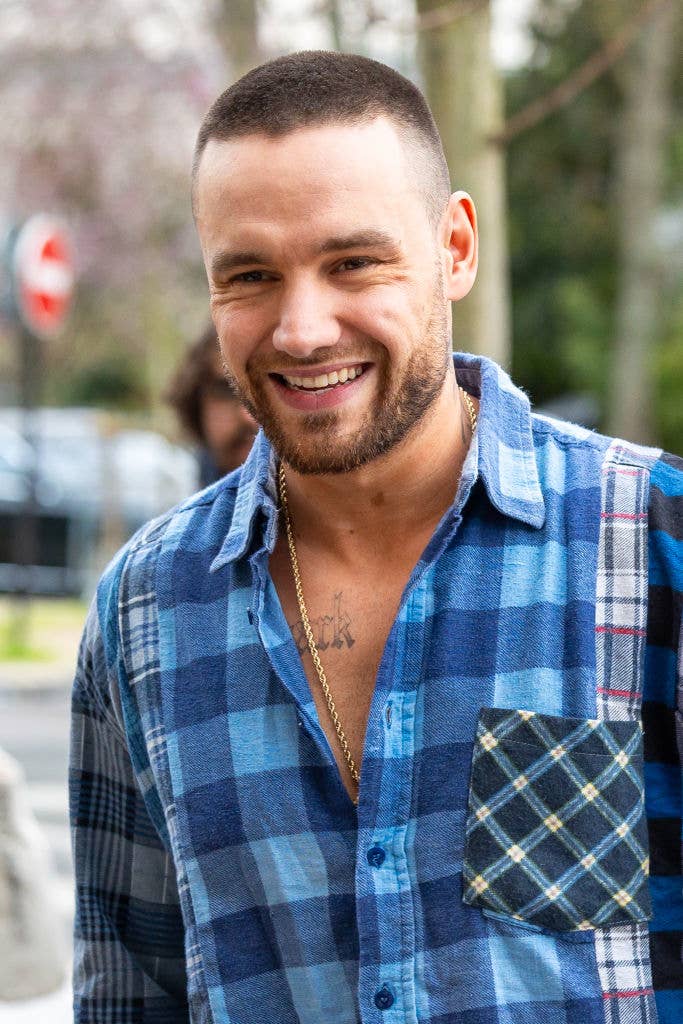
[
  {"xmin": 491, "ymin": 0, "xmax": 674, "ymax": 146},
  {"xmin": 364, "ymin": 0, "xmax": 488, "ymax": 35}
]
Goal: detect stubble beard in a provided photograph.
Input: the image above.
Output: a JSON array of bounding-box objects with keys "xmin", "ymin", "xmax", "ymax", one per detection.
[{"xmin": 226, "ymin": 292, "xmax": 451, "ymax": 476}]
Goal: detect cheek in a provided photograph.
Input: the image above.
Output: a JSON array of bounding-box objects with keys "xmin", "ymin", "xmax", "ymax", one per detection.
[
  {"xmin": 212, "ymin": 306, "xmax": 261, "ymax": 373},
  {"xmin": 350, "ymin": 292, "xmax": 419, "ymax": 351}
]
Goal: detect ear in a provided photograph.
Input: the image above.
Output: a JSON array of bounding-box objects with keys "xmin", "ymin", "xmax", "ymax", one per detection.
[{"xmin": 441, "ymin": 191, "xmax": 478, "ymax": 302}]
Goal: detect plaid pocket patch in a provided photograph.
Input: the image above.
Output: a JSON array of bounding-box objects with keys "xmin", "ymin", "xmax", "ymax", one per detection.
[{"xmin": 462, "ymin": 708, "xmax": 651, "ymax": 932}]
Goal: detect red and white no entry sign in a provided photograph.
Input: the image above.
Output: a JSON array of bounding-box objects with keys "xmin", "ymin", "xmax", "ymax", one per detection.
[{"xmin": 12, "ymin": 215, "xmax": 75, "ymax": 338}]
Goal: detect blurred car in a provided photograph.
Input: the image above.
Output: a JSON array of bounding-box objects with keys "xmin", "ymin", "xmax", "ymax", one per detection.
[
  {"xmin": 0, "ymin": 423, "xmax": 35, "ymax": 504},
  {"xmin": 0, "ymin": 409, "xmax": 198, "ymax": 597}
]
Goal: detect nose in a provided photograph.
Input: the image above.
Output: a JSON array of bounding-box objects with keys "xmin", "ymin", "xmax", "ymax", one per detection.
[{"xmin": 271, "ymin": 278, "xmax": 341, "ymax": 358}]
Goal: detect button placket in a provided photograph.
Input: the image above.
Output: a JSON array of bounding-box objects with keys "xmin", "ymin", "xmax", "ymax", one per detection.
[
  {"xmin": 355, "ymin": 583, "xmax": 425, "ymax": 1024},
  {"xmin": 355, "ymin": 694, "xmax": 418, "ymax": 1022}
]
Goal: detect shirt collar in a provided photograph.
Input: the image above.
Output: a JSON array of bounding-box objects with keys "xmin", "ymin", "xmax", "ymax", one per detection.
[
  {"xmin": 456, "ymin": 352, "xmax": 545, "ymax": 529},
  {"xmin": 210, "ymin": 430, "xmax": 278, "ymax": 571},
  {"xmin": 211, "ymin": 352, "xmax": 545, "ymax": 570}
]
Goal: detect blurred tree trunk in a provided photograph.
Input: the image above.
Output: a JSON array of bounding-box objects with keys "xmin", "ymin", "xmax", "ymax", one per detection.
[
  {"xmin": 607, "ymin": 0, "xmax": 675, "ymax": 443},
  {"xmin": 327, "ymin": 0, "xmax": 345, "ymax": 51},
  {"xmin": 213, "ymin": 0, "xmax": 261, "ymax": 79},
  {"xmin": 416, "ymin": 0, "xmax": 510, "ymax": 366}
]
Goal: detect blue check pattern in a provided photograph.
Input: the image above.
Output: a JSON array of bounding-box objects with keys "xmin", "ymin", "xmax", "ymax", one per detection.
[{"xmin": 70, "ymin": 354, "xmax": 683, "ymax": 1024}]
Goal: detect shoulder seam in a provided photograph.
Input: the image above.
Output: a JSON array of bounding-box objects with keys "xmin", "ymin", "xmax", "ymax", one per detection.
[
  {"xmin": 531, "ymin": 415, "xmax": 608, "ymax": 452},
  {"xmin": 602, "ymin": 439, "xmax": 661, "ymax": 472},
  {"xmin": 125, "ymin": 486, "xmax": 231, "ymax": 558}
]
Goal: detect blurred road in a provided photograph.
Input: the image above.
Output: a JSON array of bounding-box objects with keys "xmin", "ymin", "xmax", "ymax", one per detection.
[{"xmin": 0, "ymin": 682, "xmax": 72, "ymax": 1021}]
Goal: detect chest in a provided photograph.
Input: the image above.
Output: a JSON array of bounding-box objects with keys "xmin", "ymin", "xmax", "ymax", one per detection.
[{"xmin": 269, "ymin": 540, "xmax": 414, "ymax": 799}]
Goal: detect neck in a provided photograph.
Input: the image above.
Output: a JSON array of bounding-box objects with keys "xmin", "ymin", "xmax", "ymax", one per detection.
[{"xmin": 280, "ymin": 365, "xmax": 474, "ymax": 562}]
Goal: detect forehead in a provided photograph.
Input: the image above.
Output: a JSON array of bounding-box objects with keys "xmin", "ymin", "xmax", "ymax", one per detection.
[{"xmin": 193, "ymin": 117, "xmax": 430, "ymax": 250}]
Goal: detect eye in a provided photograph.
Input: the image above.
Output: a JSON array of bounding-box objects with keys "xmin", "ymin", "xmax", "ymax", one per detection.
[
  {"xmin": 334, "ymin": 256, "xmax": 376, "ymax": 273},
  {"xmin": 231, "ymin": 269, "xmax": 270, "ymax": 283}
]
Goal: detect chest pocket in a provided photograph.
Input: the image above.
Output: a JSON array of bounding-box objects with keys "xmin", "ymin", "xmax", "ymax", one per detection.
[{"xmin": 462, "ymin": 707, "xmax": 651, "ymax": 932}]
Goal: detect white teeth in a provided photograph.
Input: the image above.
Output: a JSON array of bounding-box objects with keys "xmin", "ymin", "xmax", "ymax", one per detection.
[{"xmin": 281, "ymin": 364, "xmax": 364, "ymax": 390}]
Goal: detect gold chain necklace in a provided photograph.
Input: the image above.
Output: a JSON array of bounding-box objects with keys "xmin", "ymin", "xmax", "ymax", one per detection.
[{"xmin": 278, "ymin": 385, "xmax": 477, "ymax": 799}]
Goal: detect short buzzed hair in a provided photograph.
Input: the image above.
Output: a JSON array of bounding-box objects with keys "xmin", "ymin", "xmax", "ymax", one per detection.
[{"xmin": 192, "ymin": 50, "xmax": 451, "ymax": 225}]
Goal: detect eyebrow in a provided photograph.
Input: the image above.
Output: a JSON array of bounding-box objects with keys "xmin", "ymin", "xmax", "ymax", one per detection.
[
  {"xmin": 317, "ymin": 230, "xmax": 400, "ymax": 255},
  {"xmin": 210, "ymin": 230, "xmax": 400, "ymax": 277},
  {"xmin": 210, "ymin": 250, "xmax": 269, "ymax": 276}
]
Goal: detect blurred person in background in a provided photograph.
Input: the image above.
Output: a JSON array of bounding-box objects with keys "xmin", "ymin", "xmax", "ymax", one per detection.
[{"xmin": 165, "ymin": 323, "xmax": 257, "ymax": 485}]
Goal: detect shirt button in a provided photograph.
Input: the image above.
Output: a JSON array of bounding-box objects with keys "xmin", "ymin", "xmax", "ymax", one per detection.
[
  {"xmin": 366, "ymin": 845, "xmax": 386, "ymax": 868},
  {"xmin": 374, "ymin": 985, "xmax": 395, "ymax": 1010}
]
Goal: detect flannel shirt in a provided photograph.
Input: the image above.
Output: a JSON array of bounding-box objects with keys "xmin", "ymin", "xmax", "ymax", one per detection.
[{"xmin": 70, "ymin": 353, "xmax": 683, "ymax": 1024}]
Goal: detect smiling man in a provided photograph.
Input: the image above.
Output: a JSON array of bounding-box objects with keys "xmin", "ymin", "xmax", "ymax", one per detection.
[{"xmin": 71, "ymin": 52, "xmax": 682, "ymax": 1024}]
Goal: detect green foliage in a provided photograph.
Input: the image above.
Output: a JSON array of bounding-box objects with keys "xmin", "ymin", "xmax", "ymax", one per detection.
[
  {"xmin": 506, "ymin": 0, "xmax": 682, "ymax": 444},
  {"xmin": 0, "ymin": 603, "xmax": 49, "ymax": 662},
  {"xmin": 57, "ymin": 354, "xmax": 148, "ymax": 410},
  {"xmin": 654, "ymin": 294, "xmax": 683, "ymax": 455},
  {"xmin": 0, "ymin": 597, "xmax": 87, "ymax": 665},
  {"xmin": 506, "ymin": 1, "xmax": 619, "ymax": 411}
]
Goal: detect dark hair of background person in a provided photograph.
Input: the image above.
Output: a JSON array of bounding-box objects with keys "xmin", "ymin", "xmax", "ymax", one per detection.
[
  {"xmin": 192, "ymin": 50, "xmax": 451, "ymax": 226},
  {"xmin": 164, "ymin": 323, "xmax": 236, "ymax": 445},
  {"xmin": 165, "ymin": 324, "xmax": 257, "ymax": 485}
]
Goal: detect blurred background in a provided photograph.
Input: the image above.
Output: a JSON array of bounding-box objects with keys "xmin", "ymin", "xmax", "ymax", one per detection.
[{"xmin": 0, "ymin": 0, "xmax": 680, "ymax": 1017}]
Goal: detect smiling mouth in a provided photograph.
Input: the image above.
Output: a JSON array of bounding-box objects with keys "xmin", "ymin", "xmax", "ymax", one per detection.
[{"xmin": 274, "ymin": 363, "xmax": 366, "ymax": 393}]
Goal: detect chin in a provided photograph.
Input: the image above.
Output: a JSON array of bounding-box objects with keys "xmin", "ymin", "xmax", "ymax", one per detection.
[{"xmin": 268, "ymin": 422, "xmax": 412, "ymax": 476}]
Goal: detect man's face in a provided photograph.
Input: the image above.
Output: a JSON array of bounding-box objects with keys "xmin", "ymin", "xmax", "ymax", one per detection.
[{"xmin": 194, "ymin": 117, "xmax": 452, "ymax": 474}]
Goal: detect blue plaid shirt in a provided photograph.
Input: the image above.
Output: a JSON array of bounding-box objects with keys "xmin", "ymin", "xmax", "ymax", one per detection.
[{"xmin": 70, "ymin": 354, "xmax": 683, "ymax": 1024}]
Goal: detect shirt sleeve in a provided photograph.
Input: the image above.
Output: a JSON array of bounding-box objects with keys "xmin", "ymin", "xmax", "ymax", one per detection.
[
  {"xmin": 642, "ymin": 452, "xmax": 683, "ymax": 1020},
  {"xmin": 69, "ymin": 587, "xmax": 189, "ymax": 1022}
]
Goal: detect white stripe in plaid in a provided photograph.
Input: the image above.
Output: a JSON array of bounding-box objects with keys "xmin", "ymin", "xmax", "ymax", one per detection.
[
  {"xmin": 119, "ymin": 589, "xmax": 160, "ymax": 682},
  {"xmin": 596, "ymin": 441, "xmax": 660, "ymax": 723},
  {"xmin": 598, "ymin": 925, "xmax": 656, "ymax": 1024},
  {"xmin": 595, "ymin": 440, "xmax": 661, "ymax": 1024}
]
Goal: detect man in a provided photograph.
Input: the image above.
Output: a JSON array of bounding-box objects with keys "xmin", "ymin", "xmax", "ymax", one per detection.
[
  {"xmin": 70, "ymin": 51, "xmax": 682, "ymax": 1024},
  {"xmin": 165, "ymin": 323, "xmax": 257, "ymax": 485}
]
